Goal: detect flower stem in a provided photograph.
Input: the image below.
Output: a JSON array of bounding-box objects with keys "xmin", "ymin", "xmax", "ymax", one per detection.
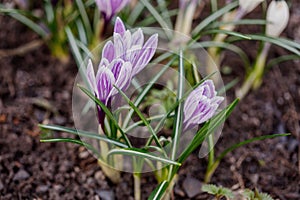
[{"xmin": 134, "ymin": 173, "xmax": 141, "ymax": 200}]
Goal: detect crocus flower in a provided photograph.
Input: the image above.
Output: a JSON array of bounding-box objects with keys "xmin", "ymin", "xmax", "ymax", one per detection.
[
  {"xmin": 96, "ymin": 0, "xmax": 130, "ymax": 21},
  {"xmin": 102, "ymin": 17, "xmax": 158, "ymax": 76},
  {"xmin": 86, "ymin": 17, "xmax": 158, "ymax": 127},
  {"xmin": 183, "ymin": 80, "xmax": 224, "ymax": 131},
  {"xmin": 266, "ymin": 0, "xmax": 289, "ymax": 37}
]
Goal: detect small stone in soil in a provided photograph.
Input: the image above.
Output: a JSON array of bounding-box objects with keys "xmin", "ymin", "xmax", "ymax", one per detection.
[
  {"xmin": 36, "ymin": 185, "xmax": 49, "ymax": 193},
  {"xmin": 13, "ymin": 169, "xmax": 30, "ymax": 181},
  {"xmin": 182, "ymin": 177, "xmax": 202, "ymax": 198},
  {"xmin": 96, "ymin": 189, "xmax": 115, "ymax": 200}
]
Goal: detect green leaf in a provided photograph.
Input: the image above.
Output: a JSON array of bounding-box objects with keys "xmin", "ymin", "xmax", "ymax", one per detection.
[
  {"xmin": 148, "ymin": 180, "xmax": 169, "ymax": 200},
  {"xmin": 114, "ymin": 86, "xmax": 164, "ymax": 151},
  {"xmin": 208, "ymin": 19, "xmax": 267, "ymax": 29},
  {"xmin": 202, "ymin": 184, "xmax": 234, "ymax": 199},
  {"xmin": 0, "ymin": 7, "xmax": 48, "ymax": 38},
  {"xmin": 75, "ymin": 0, "xmax": 93, "ymax": 41},
  {"xmin": 192, "ymin": 41, "xmax": 251, "ymax": 68},
  {"xmin": 267, "ymin": 55, "xmax": 300, "ymax": 69},
  {"xmin": 139, "ymin": 0, "xmax": 172, "ymax": 39},
  {"xmin": 122, "ymin": 53, "xmax": 176, "ymax": 128},
  {"xmin": 40, "ymin": 138, "xmax": 100, "ymax": 157},
  {"xmin": 108, "ymin": 149, "xmax": 181, "ymax": 166},
  {"xmin": 237, "ymin": 34, "xmax": 300, "ymax": 56},
  {"xmin": 201, "ymin": 29, "xmax": 252, "ymax": 40},
  {"xmin": 78, "ymin": 85, "xmax": 132, "ymax": 147},
  {"xmin": 168, "ymin": 50, "xmax": 185, "ymax": 180},
  {"xmin": 39, "ymin": 124, "xmax": 128, "ymax": 148},
  {"xmin": 215, "ymin": 133, "xmax": 290, "ymax": 164},
  {"xmin": 191, "ymin": 1, "xmax": 239, "ymax": 35}
]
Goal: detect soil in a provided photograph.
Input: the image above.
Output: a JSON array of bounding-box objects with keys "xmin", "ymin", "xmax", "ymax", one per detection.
[{"xmin": 0, "ymin": 1, "xmax": 299, "ymax": 200}]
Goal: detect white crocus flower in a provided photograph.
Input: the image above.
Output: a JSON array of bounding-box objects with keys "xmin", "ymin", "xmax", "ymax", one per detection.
[
  {"xmin": 239, "ymin": 0, "xmax": 264, "ymax": 15},
  {"xmin": 266, "ymin": 0, "xmax": 290, "ymax": 37}
]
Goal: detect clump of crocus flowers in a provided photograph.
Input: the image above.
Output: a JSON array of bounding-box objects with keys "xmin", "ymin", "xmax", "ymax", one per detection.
[{"xmin": 86, "ymin": 17, "xmax": 158, "ymax": 128}]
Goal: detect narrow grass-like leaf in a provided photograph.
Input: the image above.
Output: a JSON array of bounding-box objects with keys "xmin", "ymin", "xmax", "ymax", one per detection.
[
  {"xmin": 157, "ymin": 0, "xmax": 173, "ymax": 30},
  {"xmin": 235, "ymin": 34, "xmax": 300, "ymax": 56},
  {"xmin": 44, "ymin": 0, "xmax": 55, "ymax": 23},
  {"xmin": 140, "ymin": 0, "xmax": 172, "ymax": 39},
  {"xmin": 114, "ymin": 86, "xmax": 164, "ymax": 151},
  {"xmin": 216, "ymin": 133, "xmax": 290, "ymax": 164},
  {"xmin": 0, "ymin": 8, "xmax": 48, "ymax": 38},
  {"xmin": 39, "ymin": 124, "xmax": 128, "ymax": 148},
  {"xmin": 75, "ymin": 0, "xmax": 93, "ymax": 41},
  {"xmin": 201, "ymin": 29, "xmax": 252, "ymax": 40},
  {"xmin": 76, "ymin": 19, "xmax": 88, "ymax": 45},
  {"xmin": 208, "ymin": 19, "xmax": 267, "ymax": 29},
  {"xmin": 148, "ymin": 180, "xmax": 169, "ymax": 200},
  {"xmin": 205, "ymin": 133, "xmax": 290, "ymax": 182},
  {"xmin": 78, "ymin": 85, "xmax": 132, "ymax": 147},
  {"xmin": 108, "ymin": 149, "xmax": 181, "ymax": 166},
  {"xmin": 218, "ymin": 78, "xmax": 239, "ymax": 95},
  {"xmin": 40, "ymin": 138, "xmax": 100, "ymax": 157},
  {"xmin": 267, "ymin": 55, "xmax": 300, "ymax": 69},
  {"xmin": 136, "ymin": 9, "xmax": 178, "ymax": 28},
  {"xmin": 191, "ymin": 1, "xmax": 239, "ymax": 35},
  {"xmin": 127, "ymin": 1, "xmax": 145, "ymax": 25},
  {"xmin": 193, "ymin": 41, "xmax": 250, "ymax": 68},
  {"xmin": 168, "ymin": 50, "xmax": 185, "ymax": 180},
  {"xmin": 122, "ymin": 53, "xmax": 176, "ymax": 128}
]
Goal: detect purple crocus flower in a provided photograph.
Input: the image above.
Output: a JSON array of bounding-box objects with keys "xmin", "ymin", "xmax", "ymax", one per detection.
[
  {"xmin": 183, "ymin": 80, "xmax": 224, "ymax": 131},
  {"xmin": 85, "ymin": 17, "xmax": 158, "ymax": 127},
  {"xmin": 86, "ymin": 58, "xmax": 132, "ymax": 126},
  {"xmin": 102, "ymin": 17, "xmax": 158, "ymax": 76},
  {"xmin": 95, "ymin": 0, "xmax": 130, "ymax": 21}
]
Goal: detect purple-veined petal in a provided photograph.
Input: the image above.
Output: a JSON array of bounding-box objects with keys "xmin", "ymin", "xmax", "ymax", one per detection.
[
  {"xmin": 202, "ymin": 80, "xmax": 216, "ymax": 98},
  {"xmin": 102, "ymin": 41, "xmax": 115, "ymax": 62},
  {"xmin": 109, "ymin": 61, "xmax": 132, "ymax": 97},
  {"xmin": 99, "ymin": 58, "xmax": 110, "ymax": 68},
  {"xmin": 131, "ymin": 28, "xmax": 144, "ymax": 48},
  {"xmin": 114, "ymin": 33, "xmax": 125, "ymax": 60},
  {"xmin": 86, "ymin": 59, "xmax": 98, "ymax": 97},
  {"xmin": 132, "ymin": 34, "xmax": 158, "ymax": 75},
  {"xmin": 114, "ymin": 17, "xmax": 126, "ymax": 35},
  {"xmin": 108, "ymin": 59, "xmax": 124, "ymax": 79},
  {"xmin": 95, "ymin": 67, "xmax": 115, "ymax": 104}
]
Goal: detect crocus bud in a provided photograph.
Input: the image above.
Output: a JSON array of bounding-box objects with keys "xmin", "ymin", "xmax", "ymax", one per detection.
[
  {"xmin": 183, "ymin": 80, "xmax": 224, "ymax": 131},
  {"xmin": 266, "ymin": 0, "xmax": 289, "ymax": 37},
  {"xmin": 96, "ymin": 0, "xmax": 130, "ymax": 21},
  {"xmin": 238, "ymin": 0, "xmax": 264, "ymax": 17}
]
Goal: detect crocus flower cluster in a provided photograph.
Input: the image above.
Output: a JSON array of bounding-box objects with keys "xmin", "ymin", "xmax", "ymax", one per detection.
[
  {"xmin": 96, "ymin": 0, "xmax": 130, "ymax": 21},
  {"xmin": 86, "ymin": 17, "xmax": 158, "ymax": 126},
  {"xmin": 183, "ymin": 80, "xmax": 224, "ymax": 131}
]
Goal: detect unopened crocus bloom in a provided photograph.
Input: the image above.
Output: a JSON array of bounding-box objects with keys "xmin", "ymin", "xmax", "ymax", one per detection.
[
  {"xmin": 86, "ymin": 17, "xmax": 158, "ymax": 126},
  {"xmin": 183, "ymin": 80, "xmax": 224, "ymax": 131},
  {"xmin": 96, "ymin": 0, "xmax": 130, "ymax": 21},
  {"xmin": 266, "ymin": 0, "xmax": 289, "ymax": 37}
]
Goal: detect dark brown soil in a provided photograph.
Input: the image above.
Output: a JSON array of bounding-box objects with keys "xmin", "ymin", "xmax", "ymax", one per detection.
[{"xmin": 0, "ymin": 1, "xmax": 299, "ymax": 200}]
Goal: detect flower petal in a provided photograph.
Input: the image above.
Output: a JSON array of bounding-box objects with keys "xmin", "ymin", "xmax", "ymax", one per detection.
[
  {"xmin": 95, "ymin": 67, "xmax": 116, "ymax": 104},
  {"xmin": 102, "ymin": 41, "xmax": 115, "ymax": 62},
  {"xmin": 114, "ymin": 33, "xmax": 125, "ymax": 60},
  {"xmin": 86, "ymin": 59, "xmax": 98, "ymax": 96},
  {"xmin": 132, "ymin": 34, "xmax": 158, "ymax": 75},
  {"xmin": 109, "ymin": 61, "xmax": 132, "ymax": 97},
  {"xmin": 114, "ymin": 17, "xmax": 126, "ymax": 36}
]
